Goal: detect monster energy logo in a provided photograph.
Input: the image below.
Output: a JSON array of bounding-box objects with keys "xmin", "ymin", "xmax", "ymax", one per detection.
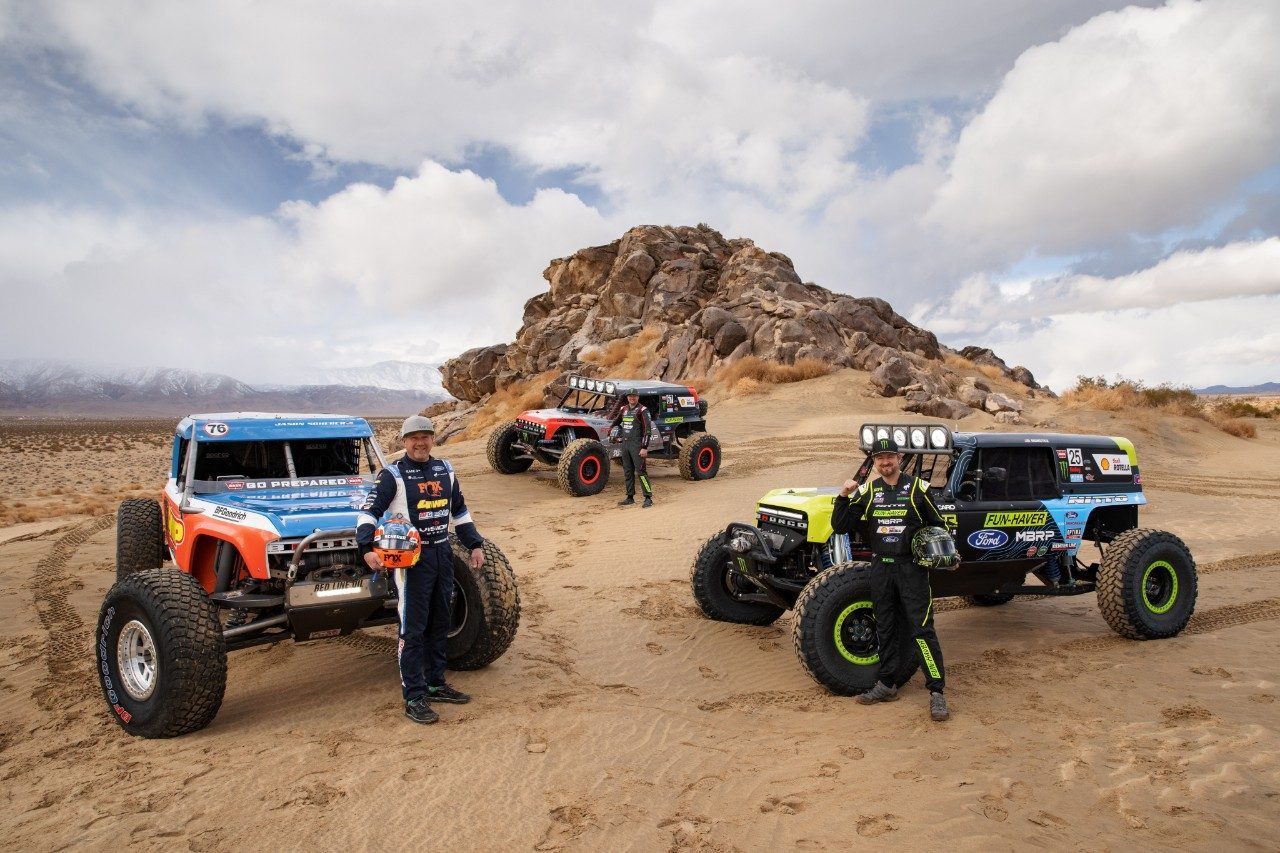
[
  {"xmin": 916, "ymin": 638, "xmax": 941, "ymax": 679},
  {"xmin": 983, "ymin": 511, "xmax": 1049, "ymax": 527}
]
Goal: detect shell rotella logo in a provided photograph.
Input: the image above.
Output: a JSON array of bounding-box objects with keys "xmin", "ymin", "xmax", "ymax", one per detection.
[{"xmin": 1100, "ymin": 457, "xmax": 1110, "ymax": 471}]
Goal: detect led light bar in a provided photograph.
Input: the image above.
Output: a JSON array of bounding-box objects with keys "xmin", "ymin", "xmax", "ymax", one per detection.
[{"xmin": 857, "ymin": 423, "xmax": 953, "ymax": 453}]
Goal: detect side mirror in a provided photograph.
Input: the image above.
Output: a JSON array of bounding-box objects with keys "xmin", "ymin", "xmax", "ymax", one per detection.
[{"xmin": 982, "ymin": 466, "xmax": 1008, "ymax": 483}]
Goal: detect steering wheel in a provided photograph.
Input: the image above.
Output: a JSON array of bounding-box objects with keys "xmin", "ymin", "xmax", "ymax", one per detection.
[{"xmin": 957, "ymin": 481, "xmax": 978, "ymax": 502}]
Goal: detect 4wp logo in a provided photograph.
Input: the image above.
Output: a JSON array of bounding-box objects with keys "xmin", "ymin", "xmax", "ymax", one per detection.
[{"xmin": 417, "ymin": 481, "xmax": 444, "ymax": 497}]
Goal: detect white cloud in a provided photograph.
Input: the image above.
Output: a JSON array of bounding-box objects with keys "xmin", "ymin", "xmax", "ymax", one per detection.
[
  {"xmin": 0, "ymin": 163, "xmax": 616, "ymax": 382},
  {"xmin": 927, "ymin": 0, "xmax": 1280, "ymax": 256},
  {"xmin": 3, "ymin": 0, "xmax": 1279, "ymax": 392},
  {"xmin": 912, "ymin": 238, "xmax": 1280, "ymax": 389},
  {"xmin": 992, "ymin": 296, "xmax": 1280, "ymax": 391}
]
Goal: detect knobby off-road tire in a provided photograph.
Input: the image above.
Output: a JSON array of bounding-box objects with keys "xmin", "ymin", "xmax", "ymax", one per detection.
[
  {"xmin": 487, "ymin": 421, "xmax": 533, "ymax": 474},
  {"xmin": 792, "ymin": 562, "xmax": 919, "ymax": 696},
  {"xmin": 1097, "ymin": 528, "xmax": 1196, "ymax": 639},
  {"xmin": 964, "ymin": 592, "xmax": 1016, "ymax": 607},
  {"xmin": 116, "ymin": 498, "xmax": 165, "ymax": 580},
  {"xmin": 446, "ymin": 534, "xmax": 520, "ymax": 670},
  {"xmin": 96, "ymin": 569, "xmax": 227, "ymax": 738},
  {"xmin": 689, "ymin": 532, "xmax": 785, "ymax": 626},
  {"xmin": 556, "ymin": 438, "xmax": 610, "ymax": 497},
  {"xmin": 679, "ymin": 434, "xmax": 722, "ymax": 481}
]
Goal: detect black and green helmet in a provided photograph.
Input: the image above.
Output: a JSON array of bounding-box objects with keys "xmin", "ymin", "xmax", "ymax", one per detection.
[{"xmin": 912, "ymin": 526, "xmax": 960, "ymax": 570}]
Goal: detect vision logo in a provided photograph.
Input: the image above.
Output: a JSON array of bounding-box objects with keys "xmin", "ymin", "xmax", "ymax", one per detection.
[{"xmin": 967, "ymin": 529, "xmax": 1009, "ymax": 549}]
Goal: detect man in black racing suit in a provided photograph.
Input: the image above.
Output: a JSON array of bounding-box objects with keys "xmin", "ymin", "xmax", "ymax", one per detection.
[
  {"xmin": 831, "ymin": 436, "xmax": 952, "ymax": 722},
  {"xmin": 610, "ymin": 391, "xmax": 661, "ymax": 508},
  {"xmin": 358, "ymin": 415, "xmax": 486, "ymax": 725}
]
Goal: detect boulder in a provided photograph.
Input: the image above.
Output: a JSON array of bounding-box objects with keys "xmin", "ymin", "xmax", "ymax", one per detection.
[
  {"xmin": 713, "ymin": 320, "xmax": 748, "ymax": 355},
  {"xmin": 435, "ymin": 223, "xmax": 1031, "ymax": 429},
  {"xmin": 442, "ymin": 343, "xmax": 508, "ymax": 402},
  {"xmin": 955, "ymin": 384, "xmax": 988, "ymax": 410},
  {"xmin": 904, "ymin": 396, "xmax": 973, "ymax": 420},
  {"xmin": 984, "ymin": 392, "xmax": 1023, "ymax": 414},
  {"xmin": 870, "ymin": 357, "xmax": 917, "ymax": 397}
]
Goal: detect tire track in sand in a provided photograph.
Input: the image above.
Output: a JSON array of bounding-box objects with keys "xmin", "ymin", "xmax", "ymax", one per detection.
[
  {"xmin": 698, "ymin": 595, "xmax": 1280, "ymax": 713},
  {"xmin": 935, "ymin": 549, "xmax": 1279, "ymax": 614},
  {"xmin": 24, "ymin": 513, "xmax": 115, "ymax": 712}
]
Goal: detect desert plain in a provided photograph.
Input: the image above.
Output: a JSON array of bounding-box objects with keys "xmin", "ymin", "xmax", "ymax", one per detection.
[{"xmin": 0, "ymin": 369, "xmax": 1277, "ymax": 851}]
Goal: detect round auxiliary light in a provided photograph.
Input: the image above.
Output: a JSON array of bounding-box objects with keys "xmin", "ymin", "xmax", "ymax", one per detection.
[
  {"xmin": 929, "ymin": 427, "xmax": 948, "ymax": 449},
  {"xmin": 910, "ymin": 427, "xmax": 926, "ymax": 448},
  {"xmin": 861, "ymin": 426, "xmax": 876, "ymax": 447},
  {"xmin": 892, "ymin": 427, "xmax": 908, "ymax": 448},
  {"xmin": 876, "ymin": 427, "xmax": 890, "ymax": 442}
]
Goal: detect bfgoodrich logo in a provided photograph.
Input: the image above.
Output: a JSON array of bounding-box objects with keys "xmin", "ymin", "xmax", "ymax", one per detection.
[{"xmin": 967, "ymin": 529, "xmax": 1009, "ymax": 549}]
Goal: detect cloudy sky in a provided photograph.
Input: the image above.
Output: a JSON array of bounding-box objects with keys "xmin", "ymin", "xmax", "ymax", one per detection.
[{"xmin": 2, "ymin": 0, "xmax": 1277, "ymax": 390}]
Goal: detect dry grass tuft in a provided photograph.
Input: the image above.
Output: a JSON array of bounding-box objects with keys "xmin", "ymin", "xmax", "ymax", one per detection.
[
  {"xmin": 714, "ymin": 356, "xmax": 834, "ymax": 397},
  {"xmin": 460, "ymin": 370, "xmax": 560, "ymax": 440},
  {"xmin": 945, "ymin": 353, "xmax": 1005, "ymax": 383},
  {"xmin": 580, "ymin": 326, "xmax": 665, "ymax": 378}
]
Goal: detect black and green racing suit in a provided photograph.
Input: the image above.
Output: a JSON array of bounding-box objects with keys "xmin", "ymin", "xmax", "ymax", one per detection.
[{"xmin": 832, "ymin": 474, "xmax": 948, "ymax": 693}]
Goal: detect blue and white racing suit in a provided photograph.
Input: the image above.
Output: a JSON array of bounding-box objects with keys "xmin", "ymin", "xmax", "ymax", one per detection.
[{"xmin": 357, "ymin": 455, "xmax": 484, "ymax": 702}]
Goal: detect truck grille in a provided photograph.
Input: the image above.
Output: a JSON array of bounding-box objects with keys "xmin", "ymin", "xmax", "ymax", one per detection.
[
  {"xmin": 757, "ymin": 506, "xmax": 807, "ymax": 531},
  {"xmin": 514, "ymin": 418, "xmax": 546, "ymax": 439}
]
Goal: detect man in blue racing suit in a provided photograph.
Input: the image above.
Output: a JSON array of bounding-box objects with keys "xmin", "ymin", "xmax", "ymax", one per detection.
[{"xmin": 358, "ymin": 415, "xmax": 486, "ymax": 725}]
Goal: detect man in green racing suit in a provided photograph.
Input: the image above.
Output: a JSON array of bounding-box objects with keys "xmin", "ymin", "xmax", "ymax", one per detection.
[{"xmin": 831, "ymin": 437, "xmax": 951, "ymax": 722}]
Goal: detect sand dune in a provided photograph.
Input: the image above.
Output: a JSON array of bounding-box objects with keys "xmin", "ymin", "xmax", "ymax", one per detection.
[{"xmin": 1, "ymin": 370, "xmax": 1277, "ymax": 850}]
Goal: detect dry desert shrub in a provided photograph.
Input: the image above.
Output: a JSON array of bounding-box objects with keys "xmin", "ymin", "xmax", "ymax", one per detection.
[
  {"xmin": 1063, "ymin": 376, "xmax": 1256, "ymax": 438},
  {"xmin": 0, "ymin": 418, "xmax": 172, "ymax": 524},
  {"xmin": 1212, "ymin": 398, "xmax": 1277, "ymax": 419},
  {"xmin": 1208, "ymin": 414, "xmax": 1257, "ymax": 439}
]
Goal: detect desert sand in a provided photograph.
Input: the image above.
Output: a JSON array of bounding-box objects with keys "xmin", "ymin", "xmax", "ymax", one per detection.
[{"xmin": 1, "ymin": 369, "xmax": 1277, "ymax": 851}]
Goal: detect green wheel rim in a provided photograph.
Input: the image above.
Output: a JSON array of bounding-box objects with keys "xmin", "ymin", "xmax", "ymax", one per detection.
[
  {"xmin": 833, "ymin": 600, "xmax": 878, "ymax": 665},
  {"xmin": 1141, "ymin": 560, "xmax": 1178, "ymax": 614}
]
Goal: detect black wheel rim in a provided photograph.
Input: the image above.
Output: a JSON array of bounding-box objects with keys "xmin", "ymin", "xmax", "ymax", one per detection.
[
  {"xmin": 448, "ymin": 584, "xmax": 469, "ymax": 639},
  {"xmin": 834, "ymin": 601, "xmax": 878, "ymax": 665}
]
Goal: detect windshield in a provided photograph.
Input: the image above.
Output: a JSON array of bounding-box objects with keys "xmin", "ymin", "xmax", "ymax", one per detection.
[{"xmin": 186, "ymin": 437, "xmax": 383, "ymax": 493}]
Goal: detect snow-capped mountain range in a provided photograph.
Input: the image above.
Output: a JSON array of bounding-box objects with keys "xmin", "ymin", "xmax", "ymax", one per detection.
[{"xmin": 0, "ymin": 359, "xmax": 450, "ymax": 416}]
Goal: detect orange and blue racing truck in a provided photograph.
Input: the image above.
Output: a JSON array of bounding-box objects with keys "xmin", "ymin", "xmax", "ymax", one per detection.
[{"xmin": 96, "ymin": 412, "xmax": 520, "ymax": 738}]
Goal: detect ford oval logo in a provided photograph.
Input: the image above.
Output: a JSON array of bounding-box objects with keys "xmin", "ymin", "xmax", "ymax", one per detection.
[{"xmin": 967, "ymin": 529, "xmax": 1009, "ymax": 549}]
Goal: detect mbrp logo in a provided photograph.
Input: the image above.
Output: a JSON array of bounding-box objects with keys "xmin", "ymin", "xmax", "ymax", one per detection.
[
  {"xmin": 967, "ymin": 529, "xmax": 1008, "ymax": 549},
  {"xmin": 1015, "ymin": 529, "xmax": 1056, "ymax": 543}
]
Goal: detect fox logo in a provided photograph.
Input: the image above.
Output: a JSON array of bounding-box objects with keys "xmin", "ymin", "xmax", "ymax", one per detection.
[{"xmin": 417, "ymin": 480, "xmax": 444, "ymax": 497}]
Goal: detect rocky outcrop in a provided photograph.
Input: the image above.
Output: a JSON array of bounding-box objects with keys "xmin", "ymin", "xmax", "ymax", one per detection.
[{"xmin": 438, "ymin": 224, "xmax": 1038, "ymax": 422}]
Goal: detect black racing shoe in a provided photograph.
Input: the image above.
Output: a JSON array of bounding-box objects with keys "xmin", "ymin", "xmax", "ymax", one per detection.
[
  {"xmin": 642, "ymin": 497, "xmax": 653, "ymax": 508},
  {"xmin": 855, "ymin": 681, "xmax": 899, "ymax": 705},
  {"xmin": 405, "ymin": 697, "xmax": 439, "ymax": 724},
  {"xmin": 427, "ymin": 683, "xmax": 471, "ymax": 705},
  {"xmin": 930, "ymin": 691, "xmax": 950, "ymax": 722},
  {"xmin": 618, "ymin": 496, "xmax": 635, "ymax": 506}
]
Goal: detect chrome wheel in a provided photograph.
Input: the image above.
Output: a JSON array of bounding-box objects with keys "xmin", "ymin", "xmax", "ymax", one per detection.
[{"xmin": 117, "ymin": 619, "xmax": 158, "ymax": 701}]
